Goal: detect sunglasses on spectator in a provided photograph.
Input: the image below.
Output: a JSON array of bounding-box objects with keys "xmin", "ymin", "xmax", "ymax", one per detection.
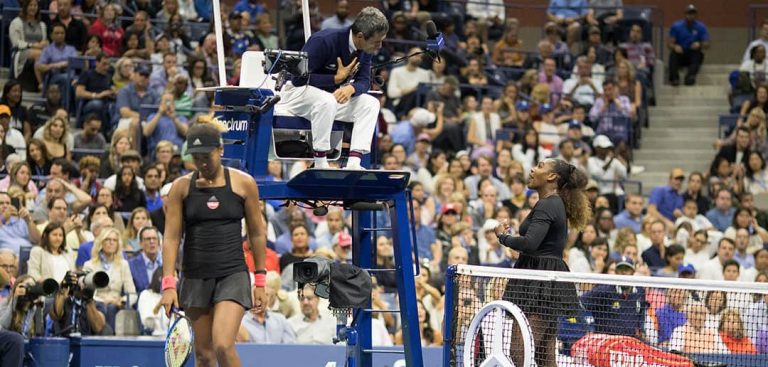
[{"xmin": 673, "ymin": 176, "xmax": 685, "ymax": 181}]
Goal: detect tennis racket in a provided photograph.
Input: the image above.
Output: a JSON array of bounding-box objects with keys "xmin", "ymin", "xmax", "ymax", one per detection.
[{"xmin": 164, "ymin": 307, "xmax": 194, "ymax": 367}]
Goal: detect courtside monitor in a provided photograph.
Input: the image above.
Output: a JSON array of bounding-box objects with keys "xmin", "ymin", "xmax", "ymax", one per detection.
[{"xmin": 263, "ymin": 49, "xmax": 309, "ymax": 78}]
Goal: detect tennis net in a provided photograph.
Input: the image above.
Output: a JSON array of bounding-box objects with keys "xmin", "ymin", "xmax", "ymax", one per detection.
[{"xmin": 443, "ymin": 264, "xmax": 768, "ymax": 367}]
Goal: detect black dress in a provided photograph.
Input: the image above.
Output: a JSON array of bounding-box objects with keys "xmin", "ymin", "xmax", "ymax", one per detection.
[{"xmin": 497, "ymin": 195, "xmax": 580, "ymax": 319}]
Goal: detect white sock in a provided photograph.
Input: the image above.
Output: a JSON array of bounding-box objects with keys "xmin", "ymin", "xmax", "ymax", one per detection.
[
  {"xmin": 314, "ymin": 157, "xmax": 329, "ymax": 168},
  {"xmin": 347, "ymin": 156, "xmax": 361, "ymax": 167}
]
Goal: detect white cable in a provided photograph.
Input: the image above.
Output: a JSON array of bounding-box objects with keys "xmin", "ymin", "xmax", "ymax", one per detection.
[{"xmin": 212, "ymin": 0, "xmax": 227, "ymax": 86}]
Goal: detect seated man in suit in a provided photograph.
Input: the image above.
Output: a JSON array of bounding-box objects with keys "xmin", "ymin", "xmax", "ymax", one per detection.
[
  {"xmin": 128, "ymin": 226, "xmax": 162, "ymax": 294},
  {"xmin": 278, "ymin": 7, "xmax": 388, "ymax": 170}
]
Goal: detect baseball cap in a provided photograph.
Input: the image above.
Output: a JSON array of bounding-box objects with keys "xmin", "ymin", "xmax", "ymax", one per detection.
[
  {"xmin": 441, "ymin": 203, "xmax": 459, "ymax": 215},
  {"xmin": 229, "ymin": 11, "xmax": 243, "ymax": 20},
  {"xmin": 155, "ymin": 33, "xmax": 168, "ymax": 43},
  {"xmin": 515, "ymin": 100, "xmax": 530, "ymax": 111},
  {"xmin": 0, "ymin": 104, "xmax": 10, "ymax": 116},
  {"xmin": 455, "ymin": 150, "xmax": 469, "ymax": 159},
  {"xmin": 186, "ymin": 124, "xmax": 223, "ymax": 154},
  {"xmin": 410, "ymin": 108, "xmax": 436, "ymax": 127},
  {"xmin": 417, "ymin": 133, "xmax": 431, "ymax": 142},
  {"xmin": 615, "ymin": 256, "xmax": 635, "ymax": 270},
  {"xmin": 685, "ymin": 4, "xmax": 697, "ymax": 14},
  {"xmin": 592, "ymin": 135, "xmax": 614, "ymax": 149},
  {"xmin": 568, "ymin": 120, "xmax": 582, "ymax": 130},
  {"xmin": 444, "ymin": 76, "xmax": 459, "ymax": 87},
  {"xmin": 333, "ymin": 232, "xmax": 352, "ymax": 248},
  {"xmin": 539, "ymin": 103, "xmax": 553, "ymax": 114},
  {"xmin": 586, "ymin": 179, "xmax": 599, "ymax": 191},
  {"xmin": 678, "ymin": 263, "xmax": 696, "ymax": 275}
]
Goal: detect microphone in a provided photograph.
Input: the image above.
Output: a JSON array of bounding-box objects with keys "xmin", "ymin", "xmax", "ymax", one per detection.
[{"xmin": 424, "ymin": 20, "xmax": 444, "ymax": 62}]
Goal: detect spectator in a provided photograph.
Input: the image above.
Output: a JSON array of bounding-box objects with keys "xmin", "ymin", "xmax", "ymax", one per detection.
[
  {"xmin": 705, "ymin": 189, "xmax": 736, "ymax": 233},
  {"xmin": 466, "ymin": 96, "xmax": 500, "ymax": 158},
  {"xmin": 28, "ymin": 85, "xmax": 64, "ymax": 133},
  {"xmin": 279, "ymin": 224, "xmax": 314, "ymax": 271},
  {"xmin": 743, "ymin": 19, "xmax": 768, "ymax": 63},
  {"xmin": 104, "ymin": 150, "xmax": 145, "ymax": 191},
  {"xmin": 82, "ymin": 34, "xmax": 101, "ymax": 57},
  {"xmin": 641, "ymin": 220, "xmax": 667, "ymax": 270},
  {"xmin": 40, "ymin": 116, "xmax": 70, "ymax": 160},
  {"xmin": 745, "ymin": 285, "xmax": 768, "ymax": 343},
  {"xmin": 511, "ymin": 128, "xmax": 548, "ymax": 175},
  {"xmin": 253, "ymin": 14, "xmax": 278, "ymax": 50},
  {"xmin": 587, "ymin": 135, "xmax": 627, "ymax": 207},
  {"xmin": 52, "ymin": 0, "xmax": 88, "ymax": 51},
  {"xmin": 136, "ymin": 268, "xmax": 168, "ymax": 336},
  {"xmin": 683, "ymin": 229, "xmax": 709, "ymax": 269},
  {"xmin": 226, "ymin": 12, "xmax": 256, "ymax": 57},
  {"xmin": 75, "ymin": 52, "xmax": 116, "ymax": 129},
  {"xmin": 621, "ymin": 24, "xmax": 655, "ymax": 73},
  {"xmin": 546, "ymin": 0, "xmax": 586, "ymax": 49},
  {"xmin": 718, "ymin": 308, "xmax": 757, "ymax": 354},
  {"xmin": 149, "ymin": 52, "xmax": 191, "ymax": 97},
  {"xmin": 142, "ymin": 166, "xmax": 163, "ymax": 213},
  {"xmin": 111, "ymin": 58, "xmax": 135, "ymax": 92},
  {"xmin": 321, "ymin": 0, "xmax": 352, "ymax": 30},
  {"xmin": 491, "ymin": 20, "xmax": 523, "ymax": 66},
  {"xmin": 125, "ymin": 224, "xmax": 160, "ymax": 294},
  {"xmin": 656, "ymin": 244, "xmax": 686, "ymax": 278},
  {"xmin": 698, "ymin": 238, "xmax": 736, "ymax": 281},
  {"xmin": 88, "ymin": 4, "xmax": 124, "ymax": 57},
  {"xmin": 730, "ymin": 228, "xmax": 755, "ymax": 270},
  {"xmin": 27, "ymin": 222, "xmax": 76, "ymax": 282},
  {"xmin": 99, "ymin": 129, "xmax": 134, "ymax": 179},
  {"xmin": 112, "ymin": 165, "xmax": 147, "ymax": 213},
  {"xmin": 188, "ymin": 57, "xmax": 216, "ymax": 107},
  {"xmin": 122, "ymin": 207, "xmax": 151, "ymax": 252},
  {"xmin": 656, "ymin": 288, "xmax": 689, "ymax": 346},
  {"xmin": 742, "ymin": 249, "xmax": 768, "ymax": 282},
  {"xmin": 83, "ymin": 227, "xmax": 137, "ymax": 329},
  {"xmin": 115, "ymin": 64, "xmax": 158, "ymax": 135},
  {"xmin": 73, "ymin": 114, "xmax": 107, "ymax": 156},
  {"xmin": 9, "ymin": 0, "xmax": 47, "ymax": 82},
  {"xmin": 0, "ymin": 105, "xmax": 26, "ymax": 161},
  {"xmin": 669, "ymin": 302, "xmax": 727, "ymax": 353},
  {"xmin": 237, "ymin": 282, "xmax": 297, "ymax": 343},
  {"xmin": 464, "ymin": 155, "xmax": 511, "ymax": 201},
  {"xmin": 288, "ymin": 283, "xmax": 336, "ymax": 344},
  {"xmin": 667, "ymin": 4, "xmax": 709, "ymax": 86},
  {"xmin": 714, "ymin": 126, "xmax": 752, "ymax": 171},
  {"xmin": 586, "ymin": 0, "xmax": 623, "ymax": 45},
  {"xmin": 564, "ymin": 56, "xmax": 603, "ymax": 110},
  {"xmin": 32, "ymin": 177, "xmax": 91, "ymax": 224},
  {"xmin": 590, "ymin": 79, "xmax": 634, "ymax": 145},
  {"xmin": 580, "ymin": 257, "xmax": 646, "ymax": 337},
  {"xmin": 75, "ymin": 212, "xmax": 113, "ymax": 268},
  {"xmin": 682, "ymin": 171, "xmax": 710, "ymax": 216},
  {"xmin": 0, "ymin": 249, "xmax": 19, "ymax": 301},
  {"xmin": 388, "ymin": 47, "xmax": 430, "ymax": 117},
  {"xmin": 34, "ymin": 23, "xmax": 77, "ymax": 94},
  {"xmin": 614, "ymin": 194, "xmax": 643, "ymax": 233},
  {"xmin": 0, "ymin": 161, "xmax": 38, "ymax": 204},
  {"xmin": 724, "ymin": 207, "xmax": 767, "ymax": 254},
  {"xmin": 675, "ymin": 199, "xmax": 714, "ymax": 232},
  {"xmin": 647, "ymin": 168, "xmax": 686, "ymax": 226},
  {"xmin": 740, "ymin": 45, "xmax": 767, "ymax": 89},
  {"xmin": 0, "ymin": 191, "xmax": 40, "ymax": 253}
]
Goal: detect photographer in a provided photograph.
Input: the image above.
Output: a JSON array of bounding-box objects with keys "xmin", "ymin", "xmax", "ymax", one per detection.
[
  {"xmin": 0, "ymin": 275, "xmax": 46, "ymax": 337},
  {"xmin": 0, "ymin": 191, "xmax": 40, "ymax": 254},
  {"xmin": 50, "ymin": 271, "xmax": 109, "ymax": 336},
  {"xmin": 0, "ymin": 275, "xmax": 25, "ymax": 367}
]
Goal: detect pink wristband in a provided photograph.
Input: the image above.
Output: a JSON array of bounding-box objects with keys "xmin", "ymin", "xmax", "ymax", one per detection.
[
  {"xmin": 161, "ymin": 276, "xmax": 177, "ymax": 291},
  {"xmin": 254, "ymin": 273, "xmax": 266, "ymax": 287}
]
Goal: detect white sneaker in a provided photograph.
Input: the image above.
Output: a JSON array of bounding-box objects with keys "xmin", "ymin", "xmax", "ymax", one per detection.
[
  {"xmin": 343, "ymin": 162, "xmax": 366, "ymax": 170},
  {"xmin": 630, "ymin": 165, "xmax": 645, "ymax": 175}
]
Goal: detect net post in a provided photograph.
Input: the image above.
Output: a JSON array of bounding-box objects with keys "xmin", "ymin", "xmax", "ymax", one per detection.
[{"xmin": 442, "ymin": 265, "xmax": 458, "ymax": 367}]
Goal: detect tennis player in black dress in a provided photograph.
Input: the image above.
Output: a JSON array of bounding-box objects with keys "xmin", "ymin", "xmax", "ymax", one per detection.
[{"xmin": 494, "ymin": 158, "xmax": 592, "ymax": 367}]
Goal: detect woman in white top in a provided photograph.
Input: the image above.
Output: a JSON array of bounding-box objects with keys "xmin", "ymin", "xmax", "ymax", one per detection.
[
  {"xmin": 511, "ymin": 128, "xmax": 549, "ymax": 174},
  {"xmin": 9, "ymin": 0, "xmax": 47, "ymax": 80},
  {"xmin": 705, "ymin": 290, "xmax": 728, "ymax": 331},
  {"xmin": 466, "ymin": 96, "xmax": 501, "ymax": 159},
  {"xmin": 27, "ymin": 223, "xmax": 75, "ymax": 282},
  {"xmin": 669, "ymin": 302, "xmax": 728, "ymax": 354},
  {"xmin": 83, "ymin": 227, "xmax": 138, "ymax": 328},
  {"xmin": 740, "ymin": 44, "xmax": 768, "ymax": 88}
]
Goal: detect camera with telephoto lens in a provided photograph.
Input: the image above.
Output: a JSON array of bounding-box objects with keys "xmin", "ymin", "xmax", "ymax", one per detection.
[
  {"xmin": 65, "ymin": 271, "xmax": 110, "ymax": 292},
  {"xmin": 21, "ymin": 278, "xmax": 59, "ymax": 301}
]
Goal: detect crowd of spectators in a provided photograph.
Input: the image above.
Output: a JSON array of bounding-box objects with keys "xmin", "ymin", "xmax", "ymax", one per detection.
[{"xmin": 0, "ymin": 0, "xmax": 765, "ymax": 357}]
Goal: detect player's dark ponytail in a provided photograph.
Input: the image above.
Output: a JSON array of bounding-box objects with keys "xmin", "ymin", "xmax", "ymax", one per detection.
[{"xmin": 552, "ymin": 159, "xmax": 591, "ymax": 231}]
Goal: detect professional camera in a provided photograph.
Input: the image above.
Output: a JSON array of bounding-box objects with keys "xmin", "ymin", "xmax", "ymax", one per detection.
[
  {"xmin": 21, "ymin": 278, "xmax": 59, "ymax": 301},
  {"xmin": 293, "ymin": 257, "xmax": 371, "ymax": 309},
  {"xmin": 65, "ymin": 271, "xmax": 110, "ymax": 291},
  {"xmin": 294, "ymin": 257, "xmax": 333, "ymax": 298}
]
